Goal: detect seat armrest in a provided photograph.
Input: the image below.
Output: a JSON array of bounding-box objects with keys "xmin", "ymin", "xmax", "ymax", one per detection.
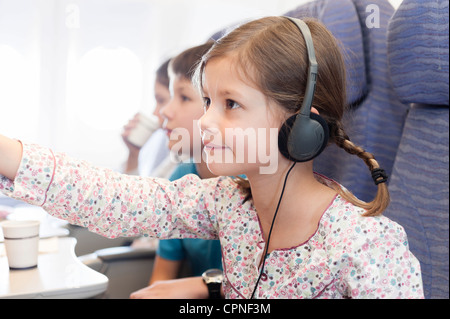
[
  {"xmin": 78, "ymin": 245, "xmax": 158, "ymax": 299},
  {"xmin": 94, "ymin": 246, "xmax": 156, "ymax": 262},
  {"xmin": 78, "ymin": 252, "xmax": 103, "ymax": 272}
]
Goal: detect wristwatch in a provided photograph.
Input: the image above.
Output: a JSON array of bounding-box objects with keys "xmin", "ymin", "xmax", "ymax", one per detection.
[{"xmin": 202, "ymin": 268, "xmax": 224, "ymax": 299}]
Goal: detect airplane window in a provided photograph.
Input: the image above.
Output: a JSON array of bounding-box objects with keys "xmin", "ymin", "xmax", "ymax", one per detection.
[
  {"xmin": 66, "ymin": 46, "xmax": 143, "ymax": 131},
  {"xmin": 0, "ymin": 45, "xmax": 40, "ymax": 141}
]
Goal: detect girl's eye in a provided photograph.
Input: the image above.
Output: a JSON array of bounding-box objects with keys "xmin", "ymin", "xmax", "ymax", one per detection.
[
  {"xmin": 203, "ymin": 97, "xmax": 211, "ymax": 112},
  {"xmin": 226, "ymin": 99, "xmax": 241, "ymax": 110},
  {"xmin": 156, "ymin": 97, "xmax": 168, "ymax": 105},
  {"xmin": 181, "ymin": 95, "xmax": 191, "ymax": 102}
]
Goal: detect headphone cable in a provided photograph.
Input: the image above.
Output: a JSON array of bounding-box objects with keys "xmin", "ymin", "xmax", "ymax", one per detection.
[{"xmin": 250, "ymin": 161, "xmax": 297, "ymax": 299}]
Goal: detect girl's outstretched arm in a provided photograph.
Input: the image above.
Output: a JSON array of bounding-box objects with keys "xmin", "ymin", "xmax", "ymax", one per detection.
[
  {"xmin": 1, "ymin": 140, "xmax": 226, "ymax": 241},
  {"xmin": 0, "ymin": 135, "xmax": 23, "ymax": 181}
]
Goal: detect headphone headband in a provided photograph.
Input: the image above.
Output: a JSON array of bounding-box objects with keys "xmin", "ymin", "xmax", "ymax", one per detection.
[
  {"xmin": 285, "ymin": 17, "xmax": 318, "ymax": 117},
  {"xmin": 278, "ymin": 17, "xmax": 329, "ymax": 163}
]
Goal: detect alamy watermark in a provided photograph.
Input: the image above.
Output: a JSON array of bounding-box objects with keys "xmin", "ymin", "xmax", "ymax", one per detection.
[
  {"xmin": 65, "ymin": 3, "xmax": 80, "ymax": 29},
  {"xmin": 168, "ymin": 120, "xmax": 279, "ymax": 174},
  {"xmin": 65, "ymin": 3, "xmax": 381, "ymax": 30},
  {"xmin": 366, "ymin": 4, "xmax": 381, "ymax": 29}
]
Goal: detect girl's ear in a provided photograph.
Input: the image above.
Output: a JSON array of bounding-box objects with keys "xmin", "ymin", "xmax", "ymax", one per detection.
[{"xmin": 311, "ymin": 107, "xmax": 320, "ymax": 115}]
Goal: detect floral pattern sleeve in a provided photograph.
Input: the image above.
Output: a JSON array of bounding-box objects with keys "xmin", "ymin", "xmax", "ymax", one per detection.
[{"xmin": 0, "ymin": 142, "xmax": 221, "ymax": 240}]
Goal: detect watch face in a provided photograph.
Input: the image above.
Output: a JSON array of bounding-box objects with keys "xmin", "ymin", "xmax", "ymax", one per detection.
[{"xmin": 203, "ymin": 268, "xmax": 224, "ymax": 284}]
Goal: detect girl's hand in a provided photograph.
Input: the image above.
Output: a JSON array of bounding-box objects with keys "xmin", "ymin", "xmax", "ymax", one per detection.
[
  {"xmin": 129, "ymin": 276, "xmax": 208, "ymax": 299},
  {"xmin": 121, "ymin": 114, "xmax": 142, "ymax": 174},
  {"xmin": 0, "ymin": 135, "xmax": 23, "ymax": 181},
  {"xmin": 121, "ymin": 113, "xmax": 141, "ymax": 153}
]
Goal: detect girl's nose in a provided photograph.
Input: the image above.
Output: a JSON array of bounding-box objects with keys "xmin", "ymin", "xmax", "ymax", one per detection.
[
  {"xmin": 198, "ymin": 105, "xmax": 225, "ymax": 148},
  {"xmin": 198, "ymin": 105, "xmax": 218, "ymax": 137},
  {"xmin": 197, "ymin": 108, "xmax": 214, "ymax": 138},
  {"xmin": 160, "ymin": 98, "xmax": 175, "ymax": 124}
]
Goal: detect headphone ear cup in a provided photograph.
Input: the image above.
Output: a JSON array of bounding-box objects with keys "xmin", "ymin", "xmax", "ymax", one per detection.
[
  {"xmin": 278, "ymin": 114, "xmax": 297, "ymax": 162},
  {"xmin": 307, "ymin": 112, "xmax": 329, "ymax": 159},
  {"xmin": 278, "ymin": 113, "xmax": 329, "ymax": 162}
]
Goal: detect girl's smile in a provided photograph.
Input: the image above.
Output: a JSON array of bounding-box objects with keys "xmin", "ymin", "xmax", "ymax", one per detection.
[{"xmin": 203, "ymin": 142, "xmax": 227, "ymax": 150}]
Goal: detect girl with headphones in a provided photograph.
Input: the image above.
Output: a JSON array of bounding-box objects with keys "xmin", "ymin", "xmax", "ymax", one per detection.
[{"xmin": 0, "ymin": 16, "xmax": 423, "ymax": 299}]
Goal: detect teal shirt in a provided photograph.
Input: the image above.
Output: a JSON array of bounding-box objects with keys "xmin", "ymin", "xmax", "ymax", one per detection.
[{"xmin": 156, "ymin": 162, "xmax": 222, "ymax": 275}]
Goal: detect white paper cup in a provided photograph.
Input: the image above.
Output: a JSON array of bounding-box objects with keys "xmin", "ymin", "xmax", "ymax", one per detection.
[
  {"xmin": 1, "ymin": 220, "xmax": 40, "ymax": 270},
  {"xmin": 127, "ymin": 113, "xmax": 159, "ymax": 148}
]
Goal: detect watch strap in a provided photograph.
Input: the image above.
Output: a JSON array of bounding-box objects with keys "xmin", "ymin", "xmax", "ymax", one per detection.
[{"xmin": 207, "ymin": 282, "xmax": 222, "ymax": 299}]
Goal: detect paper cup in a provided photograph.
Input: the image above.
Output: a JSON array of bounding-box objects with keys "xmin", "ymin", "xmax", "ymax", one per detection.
[
  {"xmin": 127, "ymin": 113, "xmax": 159, "ymax": 148},
  {"xmin": 1, "ymin": 220, "xmax": 40, "ymax": 270}
]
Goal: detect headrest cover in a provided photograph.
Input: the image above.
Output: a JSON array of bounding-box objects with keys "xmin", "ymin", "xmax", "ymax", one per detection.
[
  {"xmin": 387, "ymin": 0, "xmax": 449, "ymax": 106},
  {"xmin": 285, "ymin": 0, "xmax": 366, "ymax": 106}
]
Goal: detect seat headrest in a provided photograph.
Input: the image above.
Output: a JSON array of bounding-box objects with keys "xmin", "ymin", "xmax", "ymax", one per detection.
[
  {"xmin": 387, "ymin": 0, "xmax": 449, "ymax": 106},
  {"xmin": 285, "ymin": 0, "xmax": 367, "ymax": 106}
]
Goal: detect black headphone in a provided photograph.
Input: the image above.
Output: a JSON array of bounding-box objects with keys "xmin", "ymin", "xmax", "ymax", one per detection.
[{"xmin": 278, "ymin": 17, "xmax": 329, "ymax": 162}]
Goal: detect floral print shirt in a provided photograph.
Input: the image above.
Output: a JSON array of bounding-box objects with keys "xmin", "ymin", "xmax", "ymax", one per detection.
[{"xmin": 0, "ymin": 142, "xmax": 424, "ymax": 299}]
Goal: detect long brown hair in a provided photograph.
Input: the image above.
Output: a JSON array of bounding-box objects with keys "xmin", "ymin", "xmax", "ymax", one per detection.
[{"xmin": 194, "ymin": 16, "xmax": 389, "ymax": 216}]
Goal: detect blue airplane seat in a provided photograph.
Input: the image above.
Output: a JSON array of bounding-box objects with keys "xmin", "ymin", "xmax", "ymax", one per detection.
[
  {"xmin": 285, "ymin": 0, "xmax": 407, "ymax": 204},
  {"xmin": 384, "ymin": 0, "xmax": 449, "ymax": 299}
]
